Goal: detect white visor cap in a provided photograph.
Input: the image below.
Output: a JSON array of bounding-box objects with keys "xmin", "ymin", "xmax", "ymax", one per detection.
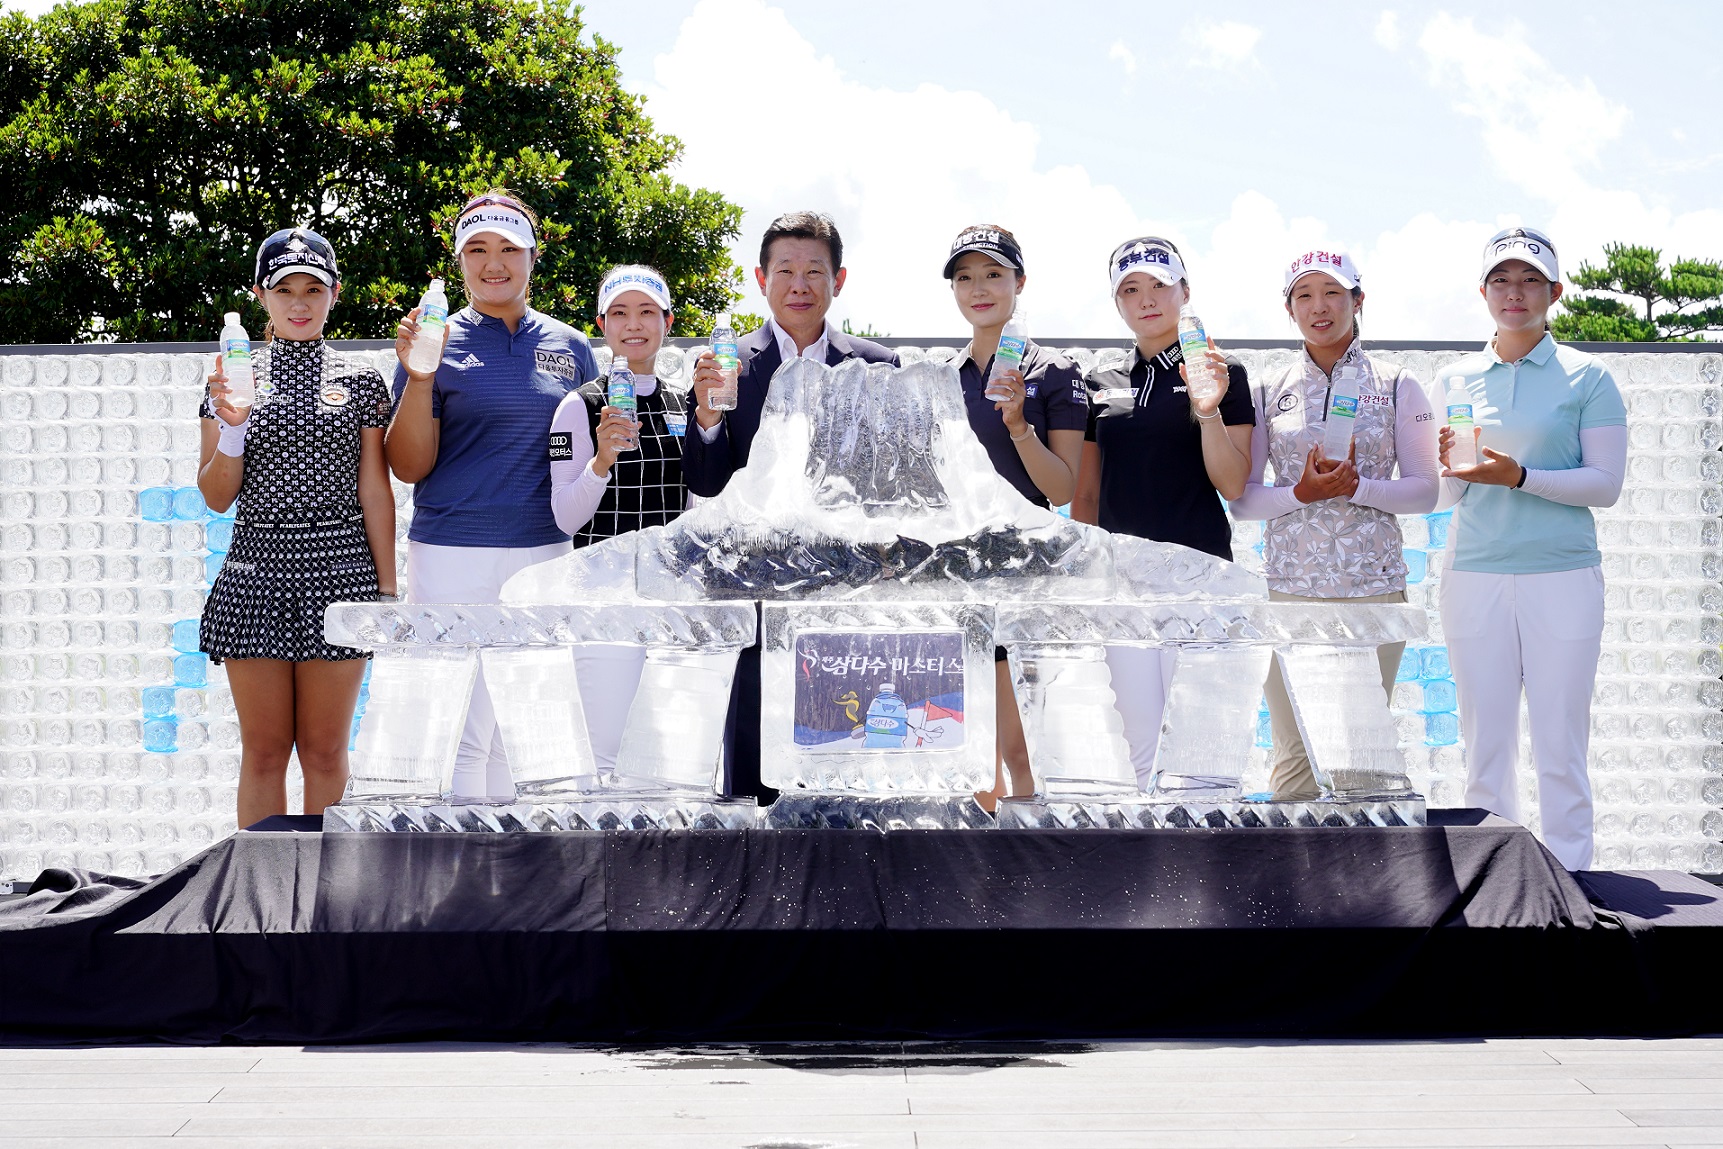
[
  {"xmin": 1285, "ymin": 249, "xmax": 1361, "ymax": 297},
  {"xmin": 1110, "ymin": 238, "xmax": 1186, "ymax": 295},
  {"xmin": 1481, "ymin": 227, "xmax": 1559, "ymax": 283},
  {"xmin": 597, "ymin": 266, "xmax": 673, "ymax": 314},
  {"xmin": 455, "ymin": 204, "xmax": 537, "ymax": 251}
]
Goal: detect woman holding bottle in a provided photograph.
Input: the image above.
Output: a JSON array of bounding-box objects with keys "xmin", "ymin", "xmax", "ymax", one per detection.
[
  {"xmin": 1230, "ymin": 250, "xmax": 1439, "ymax": 801},
  {"xmin": 1436, "ymin": 227, "xmax": 1626, "ymax": 871},
  {"xmin": 389, "ymin": 189, "xmax": 598, "ymax": 801},
  {"xmin": 198, "ymin": 228, "xmax": 396, "ymax": 826},
  {"xmin": 941, "ymin": 225, "xmax": 1088, "ymax": 808},
  {"xmin": 547, "ymin": 264, "xmax": 690, "ymax": 768},
  {"xmin": 1070, "ymin": 237, "xmax": 1254, "ymax": 788}
]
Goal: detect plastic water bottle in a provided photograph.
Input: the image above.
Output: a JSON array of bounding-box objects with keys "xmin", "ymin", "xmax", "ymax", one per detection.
[
  {"xmin": 406, "ymin": 278, "xmax": 448, "ymax": 376},
  {"xmin": 708, "ymin": 314, "xmax": 739, "ymax": 412},
  {"xmin": 1445, "ymin": 377, "xmax": 1477, "ymax": 469},
  {"xmin": 862, "ymin": 683, "xmax": 909, "ymax": 748},
  {"xmin": 1177, "ymin": 304, "xmax": 1218, "ymax": 402},
  {"xmin": 219, "ymin": 313, "xmax": 254, "ymax": 408},
  {"xmin": 985, "ymin": 312, "xmax": 1029, "ymax": 401},
  {"xmin": 608, "ymin": 363, "xmax": 638, "ymax": 452},
  {"xmin": 1321, "ymin": 365, "xmax": 1361, "ymax": 461}
]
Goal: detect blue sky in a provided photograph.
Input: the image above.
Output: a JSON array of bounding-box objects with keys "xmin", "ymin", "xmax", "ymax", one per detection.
[
  {"xmin": 9, "ymin": 0, "xmax": 1720, "ymax": 339},
  {"xmin": 575, "ymin": 0, "xmax": 1723, "ymax": 339}
]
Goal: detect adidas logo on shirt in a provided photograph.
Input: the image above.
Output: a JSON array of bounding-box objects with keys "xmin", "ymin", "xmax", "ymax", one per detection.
[{"xmin": 458, "ymin": 353, "xmax": 484, "ymax": 368}]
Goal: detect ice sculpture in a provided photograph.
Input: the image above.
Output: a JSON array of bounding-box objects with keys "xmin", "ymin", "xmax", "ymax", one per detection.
[{"xmin": 318, "ymin": 352, "xmax": 1428, "ymax": 831}]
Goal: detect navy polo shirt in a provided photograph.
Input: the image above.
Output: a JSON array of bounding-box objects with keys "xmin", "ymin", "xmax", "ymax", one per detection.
[
  {"xmin": 956, "ymin": 340, "xmax": 1089, "ymax": 506},
  {"xmin": 393, "ymin": 307, "xmax": 597, "ymax": 547},
  {"xmin": 1084, "ymin": 341, "xmax": 1253, "ymax": 560}
]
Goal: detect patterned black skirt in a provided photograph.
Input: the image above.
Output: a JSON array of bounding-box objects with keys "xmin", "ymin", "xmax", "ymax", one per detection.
[{"xmin": 200, "ymin": 513, "xmax": 379, "ymax": 664}]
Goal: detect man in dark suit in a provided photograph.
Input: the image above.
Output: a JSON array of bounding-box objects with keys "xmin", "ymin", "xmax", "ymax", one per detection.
[
  {"xmin": 684, "ymin": 210, "xmax": 899, "ymax": 497},
  {"xmin": 684, "ymin": 212, "xmax": 899, "ymax": 804}
]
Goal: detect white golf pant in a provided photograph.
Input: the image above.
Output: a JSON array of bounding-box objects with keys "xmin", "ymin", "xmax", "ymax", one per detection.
[
  {"xmin": 1439, "ymin": 565, "xmax": 1605, "ymax": 872},
  {"xmin": 1104, "ymin": 645, "xmax": 1180, "ymax": 790},
  {"xmin": 406, "ymin": 540, "xmax": 569, "ymax": 799}
]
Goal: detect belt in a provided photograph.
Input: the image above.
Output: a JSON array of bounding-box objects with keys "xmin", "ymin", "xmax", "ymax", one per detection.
[{"xmin": 234, "ymin": 511, "xmax": 365, "ymax": 529}]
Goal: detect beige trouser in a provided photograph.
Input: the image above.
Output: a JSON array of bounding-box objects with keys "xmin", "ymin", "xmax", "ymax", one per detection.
[{"xmin": 1263, "ymin": 588, "xmax": 1407, "ymax": 801}]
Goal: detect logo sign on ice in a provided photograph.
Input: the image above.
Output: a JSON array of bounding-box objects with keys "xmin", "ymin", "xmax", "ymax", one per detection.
[{"xmin": 792, "ymin": 631, "xmax": 965, "ymax": 752}]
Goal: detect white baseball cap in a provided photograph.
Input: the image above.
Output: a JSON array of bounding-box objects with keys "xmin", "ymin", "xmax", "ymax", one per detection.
[
  {"xmin": 596, "ymin": 265, "xmax": 673, "ymax": 314},
  {"xmin": 1284, "ymin": 249, "xmax": 1361, "ymax": 296},
  {"xmin": 454, "ymin": 198, "xmax": 537, "ymax": 251},
  {"xmin": 1481, "ymin": 226, "xmax": 1559, "ymax": 283},
  {"xmin": 1109, "ymin": 237, "xmax": 1186, "ymax": 294}
]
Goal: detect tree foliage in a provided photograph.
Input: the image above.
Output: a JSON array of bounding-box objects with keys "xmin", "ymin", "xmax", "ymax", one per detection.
[
  {"xmin": 0, "ymin": 0, "xmax": 743, "ymax": 343},
  {"xmin": 1552, "ymin": 242, "xmax": 1723, "ymax": 343}
]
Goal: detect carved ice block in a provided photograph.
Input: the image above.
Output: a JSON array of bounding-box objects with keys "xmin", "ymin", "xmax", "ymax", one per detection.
[
  {"xmin": 760, "ymin": 603, "xmax": 995, "ymax": 792},
  {"xmin": 615, "ymin": 647, "xmax": 738, "ymax": 792},
  {"xmin": 1277, "ymin": 645, "xmax": 1414, "ymax": 799},
  {"xmin": 346, "ymin": 648, "xmax": 477, "ymax": 800},
  {"xmin": 1150, "ymin": 645, "xmax": 1274, "ymax": 798},
  {"xmin": 480, "ymin": 646, "xmax": 595, "ymax": 796},
  {"xmin": 1008, "ymin": 642, "xmax": 1135, "ymax": 795}
]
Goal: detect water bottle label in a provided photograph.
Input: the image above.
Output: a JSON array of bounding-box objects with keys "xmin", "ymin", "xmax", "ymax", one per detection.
[
  {"xmin": 997, "ymin": 335, "xmax": 1027, "ymax": 364},
  {"xmin": 222, "ymin": 337, "xmax": 250, "ymax": 365},
  {"xmin": 1446, "ymin": 403, "xmax": 1473, "ymax": 424},
  {"xmin": 420, "ymin": 302, "xmax": 448, "ymax": 330},
  {"xmin": 1329, "ymin": 395, "xmax": 1359, "ymax": 419},
  {"xmin": 712, "ymin": 338, "xmax": 739, "ymax": 369},
  {"xmin": 607, "ymin": 379, "xmax": 636, "ymax": 409},
  {"xmin": 866, "ymin": 715, "xmax": 896, "ymax": 733}
]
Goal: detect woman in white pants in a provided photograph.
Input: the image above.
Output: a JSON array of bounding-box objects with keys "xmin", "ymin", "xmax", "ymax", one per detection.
[
  {"xmin": 1436, "ymin": 227, "xmax": 1627, "ymax": 871},
  {"xmin": 1231, "ymin": 250, "xmax": 1439, "ymax": 800},
  {"xmin": 387, "ymin": 191, "xmax": 600, "ymax": 799},
  {"xmin": 1071, "ymin": 238, "xmax": 1254, "ymax": 789}
]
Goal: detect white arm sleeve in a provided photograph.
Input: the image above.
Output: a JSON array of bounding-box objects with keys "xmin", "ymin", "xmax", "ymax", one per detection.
[
  {"xmin": 695, "ymin": 417, "xmax": 723, "ymax": 444},
  {"xmin": 1519, "ymin": 424, "xmax": 1628, "ymax": 507},
  {"xmin": 549, "ymin": 393, "xmax": 610, "ymax": 536},
  {"xmin": 1350, "ymin": 373, "xmax": 1440, "ymax": 515},
  {"xmin": 1226, "ymin": 415, "xmax": 1304, "ymax": 520}
]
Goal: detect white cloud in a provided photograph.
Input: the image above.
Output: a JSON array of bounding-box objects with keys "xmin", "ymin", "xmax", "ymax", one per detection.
[
  {"xmin": 1184, "ymin": 20, "xmax": 1263, "ymax": 71},
  {"xmin": 638, "ymin": 0, "xmax": 1561, "ymax": 341},
  {"xmin": 1108, "ymin": 39, "xmax": 1136, "ymax": 75},
  {"xmin": 1418, "ymin": 13, "xmax": 1627, "ymax": 189},
  {"xmin": 1414, "ymin": 13, "xmax": 1723, "ymax": 313},
  {"xmin": 1374, "ymin": 11, "xmax": 1403, "ymax": 51}
]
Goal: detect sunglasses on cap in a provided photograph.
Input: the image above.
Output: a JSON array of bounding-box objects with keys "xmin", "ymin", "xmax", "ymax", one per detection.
[
  {"xmin": 1110, "ymin": 236, "xmax": 1180, "ymax": 272},
  {"xmin": 1489, "ymin": 226, "xmax": 1556, "ymax": 253}
]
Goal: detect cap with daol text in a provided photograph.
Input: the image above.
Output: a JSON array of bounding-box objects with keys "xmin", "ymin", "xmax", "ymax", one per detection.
[
  {"xmin": 942, "ymin": 225, "xmax": 1024, "ymax": 279},
  {"xmin": 1481, "ymin": 226, "xmax": 1559, "ymax": 283},
  {"xmin": 1109, "ymin": 237, "xmax": 1186, "ymax": 295},
  {"xmin": 1284, "ymin": 249, "xmax": 1361, "ymax": 297},
  {"xmin": 455, "ymin": 199, "xmax": 538, "ymax": 251},
  {"xmin": 254, "ymin": 228, "xmax": 338, "ymax": 288}
]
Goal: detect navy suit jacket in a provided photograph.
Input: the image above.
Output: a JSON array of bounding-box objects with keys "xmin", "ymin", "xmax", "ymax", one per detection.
[{"xmin": 682, "ymin": 323, "xmax": 900, "ymax": 497}]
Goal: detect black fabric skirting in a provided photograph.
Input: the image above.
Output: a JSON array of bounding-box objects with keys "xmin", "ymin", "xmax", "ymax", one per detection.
[{"xmin": 0, "ymin": 811, "xmax": 1709, "ymax": 1044}]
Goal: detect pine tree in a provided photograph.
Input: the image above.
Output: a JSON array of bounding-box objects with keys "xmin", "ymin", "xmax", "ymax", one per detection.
[{"xmin": 1553, "ymin": 243, "xmax": 1723, "ymax": 342}]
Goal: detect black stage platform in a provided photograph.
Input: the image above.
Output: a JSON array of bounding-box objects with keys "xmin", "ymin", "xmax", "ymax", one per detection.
[{"xmin": 1, "ymin": 810, "xmax": 1718, "ymax": 1043}]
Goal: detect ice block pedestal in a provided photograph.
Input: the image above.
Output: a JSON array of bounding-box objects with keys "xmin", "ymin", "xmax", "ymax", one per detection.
[
  {"xmin": 759, "ymin": 604, "xmax": 996, "ymax": 829},
  {"xmin": 319, "ymin": 602, "xmax": 759, "ymax": 831},
  {"xmin": 995, "ymin": 601, "xmax": 1431, "ymax": 829}
]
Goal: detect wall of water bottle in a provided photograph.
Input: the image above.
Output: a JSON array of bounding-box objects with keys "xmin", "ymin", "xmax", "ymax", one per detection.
[{"xmin": 0, "ymin": 343, "xmax": 1718, "ymax": 879}]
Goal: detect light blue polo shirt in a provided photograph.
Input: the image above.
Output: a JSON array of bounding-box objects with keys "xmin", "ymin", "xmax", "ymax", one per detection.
[
  {"xmin": 1446, "ymin": 333, "xmax": 1625, "ymax": 574},
  {"xmin": 393, "ymin": 307, "xmax": 597, "ymax": 547}
]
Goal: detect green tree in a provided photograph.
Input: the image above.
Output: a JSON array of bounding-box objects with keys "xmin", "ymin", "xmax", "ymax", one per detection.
[
  {"xmin": 1552, "ymin": 242, "xmax": 1723, "ymax": 342},
  {"xmin": 0, "ymin": 0, "xmax": 744, "ymax": 343}
]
